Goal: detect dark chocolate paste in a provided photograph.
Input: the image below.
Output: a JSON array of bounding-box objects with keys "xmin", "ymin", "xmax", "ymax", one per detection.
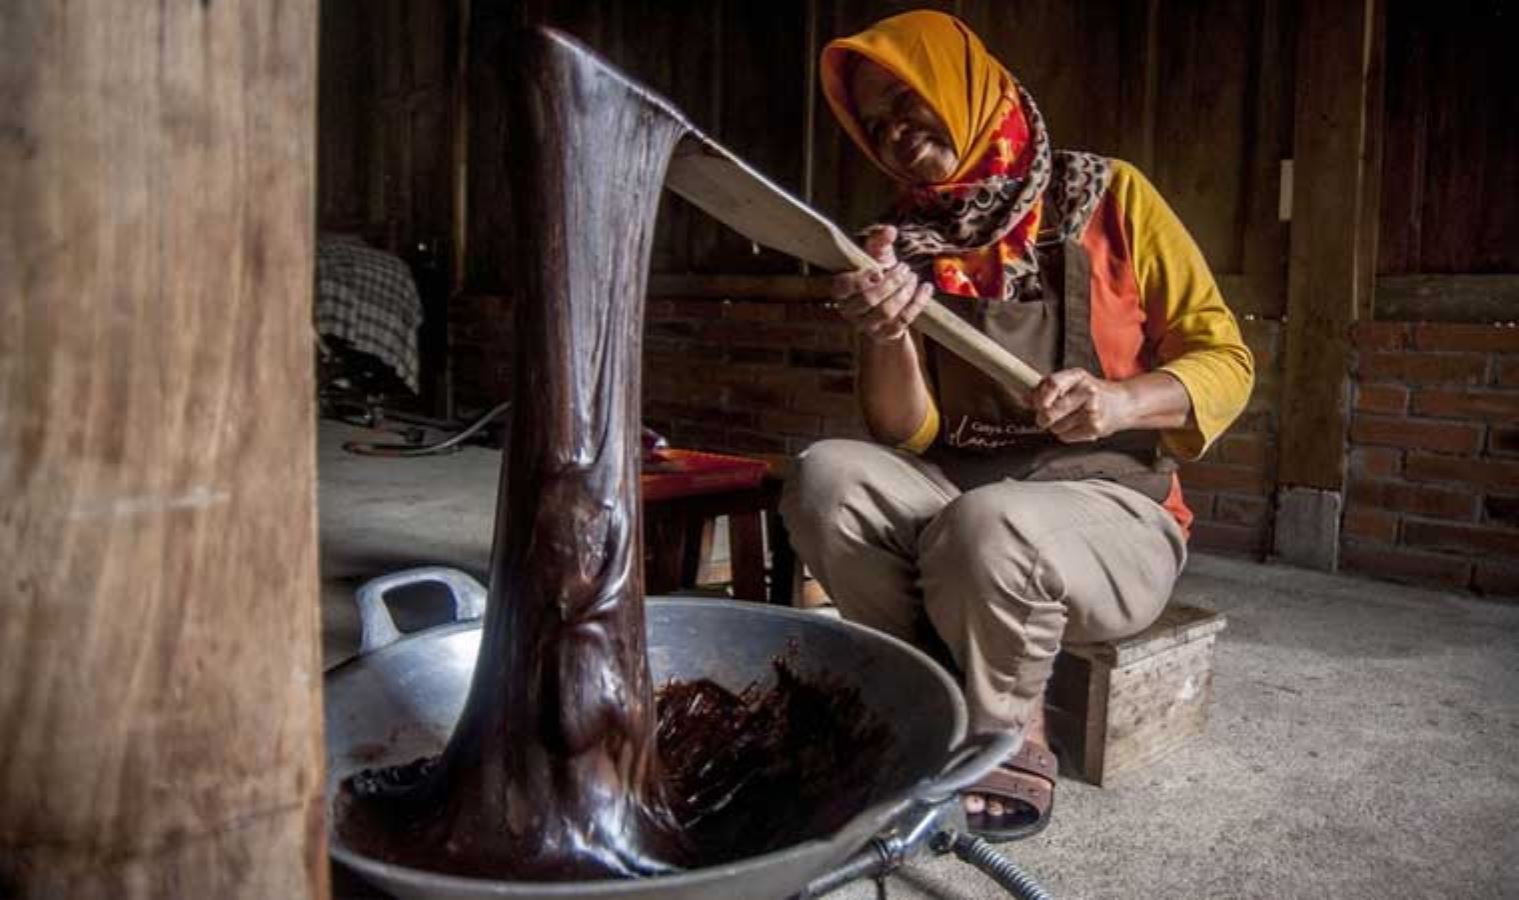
[
  {"xmin": 334, "ymin": 29, "xmax": 893, "ymax": 882},
  {"xmin": 654, "ymin": 661, "xmax": 893, "ymax": 865},
  {"xmin": 338, "ymin": 661, "xmax": 894, "ymax": 878}
]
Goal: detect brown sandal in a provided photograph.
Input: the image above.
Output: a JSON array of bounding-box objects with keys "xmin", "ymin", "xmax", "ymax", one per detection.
[{"xmin": 964, "ymin": 740, "xmax": 1057, "ymax": 843}]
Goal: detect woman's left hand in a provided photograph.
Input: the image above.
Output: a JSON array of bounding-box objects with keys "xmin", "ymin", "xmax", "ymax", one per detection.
[{"xmin": 1029, "ymin": 369, "xmax": 1136, "ymax": 443}]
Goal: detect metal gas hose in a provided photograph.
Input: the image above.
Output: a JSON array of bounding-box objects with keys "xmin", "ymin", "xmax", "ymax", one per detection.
[
  {"xmin": 936, "ymin": 831, "xmax": 1054, "ymax": 900},
  {"xmin": 342, "ymin": 401, "xmax": 510, "ymax": 457},
  {"xmin": 802, "ymin": 803, "xmax": 1053, "ymax": 900}
]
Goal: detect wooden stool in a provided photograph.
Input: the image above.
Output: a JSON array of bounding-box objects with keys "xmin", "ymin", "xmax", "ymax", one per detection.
[
  {"xmin": 642, "ymin": 475, "xmax": 796, "ymax": 604},
  {"xmin": 1045, "ymin": 603, "xmax": 1228, "ymax": 786}
]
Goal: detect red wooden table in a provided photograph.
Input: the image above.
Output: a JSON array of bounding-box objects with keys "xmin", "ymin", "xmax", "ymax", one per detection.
[{"xmin": 641, "ymin": 453, "xmax": 795, "ymax": 604}]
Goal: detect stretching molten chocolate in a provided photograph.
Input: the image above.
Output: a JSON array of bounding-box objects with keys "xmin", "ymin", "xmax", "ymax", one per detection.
[{"xmin": 334, "ymin": 30, "xmax": 893, "ymax": 881}]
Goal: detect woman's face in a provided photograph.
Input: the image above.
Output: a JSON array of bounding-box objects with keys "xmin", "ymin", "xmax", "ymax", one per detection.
[{"xmin": 848, "ymin": 58, "xmax": 959, "ymax": 184}]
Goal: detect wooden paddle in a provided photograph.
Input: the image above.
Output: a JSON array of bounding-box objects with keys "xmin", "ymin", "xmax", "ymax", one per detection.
[
  {"xmin": 538, "ymin": 27, "xmax": 1043, "ymax": 396},
  {"xmin": 664, "ymin": 132, "xmax": 1045, "ymax": 395}
]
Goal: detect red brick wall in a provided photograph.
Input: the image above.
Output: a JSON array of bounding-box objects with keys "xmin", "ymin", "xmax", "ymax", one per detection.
[
  {"xmin": 1177, "ymin": 318, "xmax": 1282, "ymax": 556},
  {"xmin": 1343, "ymin": 322, "xmax": 1519, "ymax": 595},
  {"xmin": 453, "ymin": 295, "xmax": 1289, "ymax": 554},
  {"xmin": 452, "ymin": 295, "xmax": 1518, "ymax": 598},
  {"xmin": 449, "ymin": 293, "xmax": 867, "ymax": 453},
  {"xmin": 641, "ymin": 297, "xmax": 866, "ymax": 456}
]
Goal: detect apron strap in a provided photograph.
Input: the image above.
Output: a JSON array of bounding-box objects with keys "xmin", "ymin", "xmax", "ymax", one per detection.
[{"xmin": 1059, "ymin": 238, "xmax": 1100, "ymax": 376}]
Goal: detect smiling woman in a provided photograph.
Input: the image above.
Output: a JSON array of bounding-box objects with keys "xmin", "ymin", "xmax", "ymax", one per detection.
[
  {"xmin": 847, "ymin": 59, "xmax": 959, "ymax": 184},
  {"xmin": 782, "ymin": 8, "xmax": 1256, "ymax": 845}
]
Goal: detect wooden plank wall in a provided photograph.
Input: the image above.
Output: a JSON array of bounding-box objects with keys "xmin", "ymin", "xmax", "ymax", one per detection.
[
  {"xmin": 318, "ymin": 0, "xmax": 461, "ymax": 248},
  {"xmin": 1149, "ymin": 0, "xmax": 1295, "ymax": 319},
  {"xmin": 1378, "ymin": 0, "xmax": 1519, "ymax": 276},
  {"xmin": 443, "ymin": 0, "xmax": 1298, "ymax": 506},
  {"xmin": 335, "ymin": 1, "xmax": 1515, "ymax": 576},
  {"xmin": 452, "ymin": 0, "xmax": 1293, "ymax": 313},
  {"xmin": 1375, "ymin": 0, "xmax": 1519, "ymax": 322},
  {"xmin": 349, "ymin": 1, "xmax": 1517, "ymax": 324},
  {"xmin": 318, "ymin": 0, "xmax": 381, "ymax": 234},
  {"xmin": 533, "ymin": 0, "xmax": 812, "ymax": 277},
  {"xmin": 317, "ymin": 0, "xmax": 466, "ymax": 414}
]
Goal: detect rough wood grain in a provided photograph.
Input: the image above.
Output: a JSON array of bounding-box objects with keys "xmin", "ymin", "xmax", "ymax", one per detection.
[
  {"xmin": 1047, "ymin": 605, "xmax": 1225, "ymax": 786},
  {"xmin": 1357, "ymin": 0, "xmax": 1387, "ymax": 322},
  {"xmin": 1277, "ymin": 0, "xmax": 1380, "ymax": 491},
  {"xmin": 1377, "ymin": 1, "xmax": 1519, "ymax": 276},
  {"xmin": 1375, "ymin": 275, "xmax": 1519, "ymax": 323},
  {"xmin": 1100, "ymin": 637, "xmax": 1218, "ymax": 782},
  {"xmin": 713, "ymin": 0, "xmax": 810, "ymax": 274},
  {"xmin": 1064, "ymin": 604, "xmax": 1228, "ymax": 668},
  {"xmin": 963, "ymin": 0, "xmax": 1124, "ymax": 156},
  {"xmin": 0, "ymin": 2, "xmax": 325, "ymax": 896},
  {"xmin": 1151, "ymin": 0, "xmax": 1253, "ymax": 273}
]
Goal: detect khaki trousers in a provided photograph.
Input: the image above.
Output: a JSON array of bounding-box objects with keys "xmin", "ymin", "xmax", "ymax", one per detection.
[{"xmin": 779, "ymin": 439, "xmax": 1186, "ymax": 733}]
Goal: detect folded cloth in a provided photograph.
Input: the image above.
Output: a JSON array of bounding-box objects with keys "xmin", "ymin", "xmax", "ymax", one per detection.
[{"xmin": 315, "ymin": 236, "xmax": 423, "ymax": 392}]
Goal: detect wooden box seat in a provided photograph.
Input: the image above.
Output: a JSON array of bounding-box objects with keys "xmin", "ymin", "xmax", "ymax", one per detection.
[{"xmin": 1046, "ymin": 603, "xmax": 1228, "ymax": 786}]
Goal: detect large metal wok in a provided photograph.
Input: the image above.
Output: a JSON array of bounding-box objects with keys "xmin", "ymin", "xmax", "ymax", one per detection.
[{"xmin": 325, "ymin": 567, "xmax": 1019, "ymax": 900}]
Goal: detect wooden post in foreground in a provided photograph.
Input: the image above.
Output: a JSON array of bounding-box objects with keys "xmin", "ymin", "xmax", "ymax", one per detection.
[{"xmin": 0, "ymin": 2, "xmax": 326, "ymax": 896}]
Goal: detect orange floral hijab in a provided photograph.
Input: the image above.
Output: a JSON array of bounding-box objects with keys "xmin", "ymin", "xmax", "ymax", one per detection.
[{"xmin": 821, "ymin": 10, "xmax": 1054, "ymax": 302}]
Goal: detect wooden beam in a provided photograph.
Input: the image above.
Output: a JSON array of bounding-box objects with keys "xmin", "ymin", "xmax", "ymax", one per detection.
[
  {"xmin": 1358, "ymin": 0, "xmax": 1387, "ymax": 322},
  {"xmin": 647, "ymin": 273, "xmax": 834, "ymax": 300},
  {"xmin": 1375, "ymin": 275, "xmax": 1519, "ymax": 323},
  {"xmin": 1274, "ymin": 0, "xmax": 1383, "ymax": 568},
  {"xmin": 0, "ymin": 2, "xmax": 325, "ymax": 896},
  {"xmin": 1216, "ymin": 273, "xmax": 1284, "ymax": 320},
  {"xmin": 1277, "ymin": 0, "xmax": 1382, "ymax": 492}
]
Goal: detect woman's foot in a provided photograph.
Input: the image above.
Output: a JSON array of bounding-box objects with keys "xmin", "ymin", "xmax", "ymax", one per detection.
[
  {"xmin": 962, "ymin": 705, "xmax": 1058, "ymax": 841},
  {"xmin": 965, "ymin": 703, "xmax": 1047, "ymax": 815}
]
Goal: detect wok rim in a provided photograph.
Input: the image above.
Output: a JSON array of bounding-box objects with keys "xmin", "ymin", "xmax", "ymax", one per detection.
[{"xmin": 324, "ymin": 596, "xmax": 969, "ymax": 896}]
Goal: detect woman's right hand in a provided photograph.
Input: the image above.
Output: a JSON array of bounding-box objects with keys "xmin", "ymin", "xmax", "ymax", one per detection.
[{"xmin": 830, "ymin": 225, "xmax": 934, "ymax": 344}]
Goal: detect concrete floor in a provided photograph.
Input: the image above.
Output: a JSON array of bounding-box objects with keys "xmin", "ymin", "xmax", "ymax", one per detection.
[{"xmin": 319, "ymin": 421, "xmax": 1519, "ymax": 899}]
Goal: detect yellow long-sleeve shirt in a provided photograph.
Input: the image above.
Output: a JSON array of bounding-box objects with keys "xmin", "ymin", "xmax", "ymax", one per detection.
[{"xmin": 897, "ymin": 159, "xmax": 1254, "ymax": 460}]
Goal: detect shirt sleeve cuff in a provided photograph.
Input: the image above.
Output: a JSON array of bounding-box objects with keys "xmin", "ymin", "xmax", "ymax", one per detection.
[
  {"xmin": 1156, "ymin": 361, "xmax": 1214, "ymax": 461},
  {"xmin": 896, "ymin": 400, "xmax": 940, "ymax": 455}
]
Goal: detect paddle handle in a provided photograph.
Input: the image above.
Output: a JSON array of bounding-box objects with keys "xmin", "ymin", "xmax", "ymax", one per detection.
[
  {"xmin": 832, "ymin": 234, "xmax": 1044, "ymax": 394},
  {"xmin": 914, "ymin": 301, "xmax": 1044, "ymax": 393}
]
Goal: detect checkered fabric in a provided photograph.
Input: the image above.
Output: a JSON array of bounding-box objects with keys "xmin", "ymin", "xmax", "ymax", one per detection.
[{"xmin": 315, "ymin": 237, "xmax": 423, "ymax": 391}]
